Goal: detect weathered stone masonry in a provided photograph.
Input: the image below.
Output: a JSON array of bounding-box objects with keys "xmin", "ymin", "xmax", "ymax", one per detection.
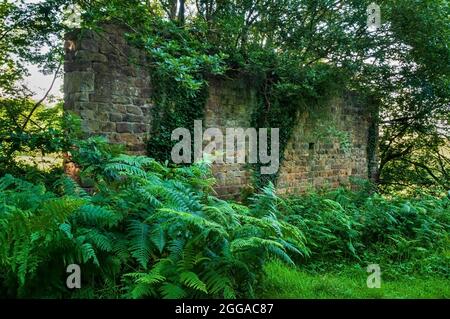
[
  {"xmin": 64, "ymin": 26, "xmax": 152, "ymax": 153},
  {"xmin": 276, "ymin": 94, "xmax": 374, "ymax": 196},
  {"xmin": 64, "ymin": 25, "xmax": 378, "ymax": 199}
]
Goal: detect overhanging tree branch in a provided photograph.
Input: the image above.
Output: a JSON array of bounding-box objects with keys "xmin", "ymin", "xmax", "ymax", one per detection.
[{"xmin": 21, "ymin": 61, "xmax": 62, "ymax": 131}]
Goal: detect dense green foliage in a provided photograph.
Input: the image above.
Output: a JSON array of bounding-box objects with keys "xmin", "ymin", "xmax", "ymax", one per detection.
[
  {"xmin": 0, "ymin": 138, "xmax": 448, "ymax": 298},
  {"xmin": 0, "ymin": 0, "xmax": 74, "ymax": 173},
  {"xmin": 0, "ymin": 137, "xmax": 308, "ymax": 298},
  {"xmin": 0, "ymin": 0, "xmax": 449, "ymax": 300},
  {"xmin": 0, "ymin": 101, "xmax": 80, "ymax": 176},
  {"xmin": 1, "ymin": 0, "xmax": 449, "ymax": 190},
  {"xmin": 279, "ymin": 186, "xmax": 450, "ymax": 278}
]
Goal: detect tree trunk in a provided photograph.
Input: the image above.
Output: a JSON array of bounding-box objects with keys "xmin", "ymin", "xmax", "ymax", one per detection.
[
  {"xmin": 169, "ymin": 0, "xmax": 177, "ymax": 21},
  {"xmin": 178, "ymin": 0, "xmax": 185, "ymax": 25}
]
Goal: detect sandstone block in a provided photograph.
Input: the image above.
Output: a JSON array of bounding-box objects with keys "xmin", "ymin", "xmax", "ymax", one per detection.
[
  {"xmin": 64, "ymin": 71, "xmax": 94, "ymax": 93},
  {"xmin": 123, "ymin": 114, "xmax": 144, "ymax": 123},
  {"xmin": 133, "ymin": 123, "xmax": 148, "ymax": 133},
  {"xmin": 126, "ymin": 105, "xmax": 143, "ymax": 116},
  {"xmin": 80, "ymin": 38, "xmax": 99, "ymax": 52},
  {"xmin": 75, "ymin": 50, "xmax": 108, "ymax": 63},
  {"xmin": 116, "ymin": 122, "xmax": 133, "ymax": 133},
  {"xmin": 110, "ymin": 113, "xmax": 123, "ymax": 122},
  {"xmin": 101, "ymin": 122, "xmax": 116, "ymax": 132}
]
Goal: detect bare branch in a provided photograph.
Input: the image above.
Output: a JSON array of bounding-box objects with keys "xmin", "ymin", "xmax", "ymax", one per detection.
[{"xmin": 21, "ymin": 62, "xmax": 62, "ymax": 131}]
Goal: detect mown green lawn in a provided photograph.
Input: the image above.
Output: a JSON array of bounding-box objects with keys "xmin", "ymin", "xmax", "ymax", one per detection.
[{"xmin": 260, "ymin": 261, "xmax": 450, "ymax": 299}]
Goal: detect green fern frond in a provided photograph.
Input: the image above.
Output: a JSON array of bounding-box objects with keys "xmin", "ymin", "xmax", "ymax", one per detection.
[
  {"xmin": 37, "ymin": 197, "xmax": 85, "ymax": 225},
  {"xmin": 179, "ymin": 271, "xmax": 207, "ymax": 293},
  {"xmin": 79, "ymin": 242, "xmax": 100, "ymax": 266},
  {"xmin": 152, "ymin": 208, "xmax": 226, "ymax": 236},
  {"xmin": 127, "ymin": 220, "xmax": 152, "ymax": 269},
  {"xmin": 230, "ymin": 237, "xmax": 284, "ymax": 254},
  {"xmin": 105, "ymin": 163, "xmax": 147, "ymax": 178},
  {"xmin": 0, "ymin": 174, "xmax": 18, "ymax": 191},
  {"xmin": 112, "ymin": 236, "xmax": 130, "ymax": 262},
  {"xmin": 59, "ymin": 223, "xmax": 73, "ymax": 239},
  {"xmin": 179, "ymin": 245, "xmax": 196, "ymax": 271},
  {"xmin": 160, "ymin": 282, "xmax": 187, "ymax": 299},
  {"xmin": 80, "ymin": 228, "xmax": 113, "ymax": 252},
  {"xmin": 136, "ymin": 187, "xmax": 163, "ymax": 208},
  {"xmin": 54, "ymin": 176, "xmax": 89, "ymax": 198},
  {"xmin": 202, "ymin": 269, "xmax": 234, "ymax": 297},
  {"xmin": 110, "ymin": 155, "xmax": 154, "ymax": 168},
  {"xmin": 126, "ymin": 260, "xmax": 167, "ymax": 286},
  {"xmin": 150, "ymin": 224, "xmax": 166, "ymax": 254},
  {"xmin": 168, "ymin": 239, "xmax": 185, "ymax": 259},
  {"xmin": 129, "ymin": 282, "xmax": 157, "ymax": 299},
  {"xmin": 223, "ymin": 285, "xmax": 237, "ymax": 299},
  {"xmin": 266, "ymin": 243, "xmax": 295, "ymax": 265},
  {"xmin": 75, "ymin": 204, "xmax": 119, "ymax": 227}
]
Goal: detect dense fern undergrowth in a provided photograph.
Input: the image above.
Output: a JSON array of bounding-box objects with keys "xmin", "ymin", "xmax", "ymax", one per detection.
[{"xmin": 0, "ymin": 137, "xmax": 449, "ymax": 299}]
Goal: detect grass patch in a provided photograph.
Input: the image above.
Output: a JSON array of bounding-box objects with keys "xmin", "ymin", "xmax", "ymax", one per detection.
[{"xmin": 260, "ymin": 261, "xmax": 450, "ymax": 299}]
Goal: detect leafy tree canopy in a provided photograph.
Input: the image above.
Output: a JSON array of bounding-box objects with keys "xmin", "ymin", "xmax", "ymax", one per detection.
[{"xmin": 1, "ymin": 0, "xmax": 449, "ymax": 191}]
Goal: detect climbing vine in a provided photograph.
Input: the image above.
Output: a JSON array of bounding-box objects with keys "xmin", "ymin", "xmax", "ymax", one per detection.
[
  {"xmin": 80, "ymin": 1, "xmax": 379, "ymax": 191},
  {"xmin": 147, "ymin": 78, "xmax": 209, "ymax": 162},
  {"xmin": 250, "ymin": 63, "xmax": 347, "ymax": 189},
  {"xmin": 81, "ymin": 1, "xmax": 227, "ymax": 163}
]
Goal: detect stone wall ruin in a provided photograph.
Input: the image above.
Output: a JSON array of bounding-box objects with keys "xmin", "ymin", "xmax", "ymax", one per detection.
[{"xmin": 64, "ymin": 25, "xmax": 378, "ymax": 200}]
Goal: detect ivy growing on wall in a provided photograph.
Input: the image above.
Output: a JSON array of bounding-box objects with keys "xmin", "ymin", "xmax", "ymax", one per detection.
[
  {"xmin": 250, "ymin": 63, "xmax": 347, "ymax": 189},
  {"xmin": 81, "ymin": 3, "xmax": 227, "ymax": 163},
  {"xmin": 80, "ymin": 1, "xmax": 379, "ymax": 192},
  {"xmin": 147, "ymin": 79, "xmax": 209, "ymax": 163}
]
